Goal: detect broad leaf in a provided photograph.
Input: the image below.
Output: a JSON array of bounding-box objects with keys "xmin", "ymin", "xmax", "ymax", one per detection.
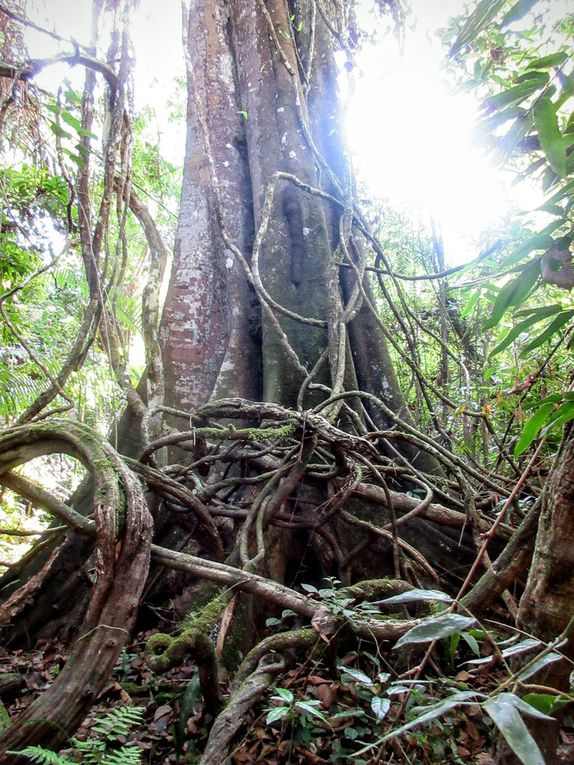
[
  {"xmin": 486, "ymin": 81, "xmax": 545, "ymax": 111},
  {"xmin": 484, "ymin": 259, "xmax": 541, "ymax": 329},
  {"xmin": 533, "ymin": 97, "xmax": 567, "ymax": 178},
  {"xmin": 527, "ymin": 52, "xmax": 569, "ymax": 70},
  {"xmin": 355, "ymin": 691, "xmax": 479, "ymax": 755},
  {"xmin": 483, "ymin": 695, "xmax": 545, "ymax": 765},
  {"xmin": 50, "ymin": 122, "xmax": 72, "ymax": 139},
  {"xmin": 500, "ymin": 638, "xmax": 542, "ymax": 659},
  {"xmin": 542, "ymin": 405, "xmax": 574, "ymax": 435},
  {"xmin": 515, "ymin": 304, "xmax": 563, "ymax": 319},
  {"xmin": 461, "ymin": 631, "xmax": 481, "ymax": 656},
  {"xmin": 375, "ymin": 588, "xmax": 453, "ymax": 605},
  {"xmin": 517, "ymin": 652, "xmax": 563, "ymax": 681},
  {"xmin": 338, "ymin": 666, "xmax": 373, "ymax": 685},
  {"xmin": 59, "ymin": 109, "xmax": 83, "ymax": 131},
  {"xmin": 272, "ymin": 688, "xmax": 294, "ymax": 703},
  {"xmin": 514, "ymin": 71, "xmax": 549, "ymax": 87},
  {"xmin": 501, "ymin": 0, "xmax": 538, "ymax": 27},
  {"xmin": 521, "ymin": 310, "xmax": 574, "ymax": 354},
  {"xmin": 522, "ymin": 693, "xmax": 569, "ymax": 715},
  {"xmin": 371, "ymin": 696, "xmax": 391, "ymax": 721},
  {"xmin": 514, "ymin": 402, "xmax": 554, "ymax": 456},
  {"xmin": 499, "ymin": 692, "xmax": 554, "ymax": 721},
  {"xmin": 395, "ymin": 614, "xmax": 476, "ymax": 649},
  {"xmin": 266, "ymin": 707, "xmax": 289, "ymax": 725},
  {"xmin": 460, "ymin": 290, "xmax": 481, "ymax": 318},
  {"xmin": 503, "ymin": 221, "xmax": 563, "ymax": 266},
  {"xmin": 296, "ymin": 701, "xmax": 328, "ymax": 722},
  {"xmin": 450, "ymin": 0, "xmax": 507, "ymax": 57},
  {"xmin": 490, "ymin": 306, "xmax": 562, "ymax": 356}
]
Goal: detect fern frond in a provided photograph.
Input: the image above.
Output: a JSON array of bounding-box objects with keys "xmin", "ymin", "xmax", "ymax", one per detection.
[
  {"xmin": 73, "ymin": 738, "xmax": 106, "ymax": 764},
  {"xmin": 91, "ymin": 706, "xmax": 144, "ymax": 738},
  {"xmin": 102, "ymin": 745, "xmax": 142, "ymax": 765},
  {"xmin": 6, "ymin": 746, "xmax": 74, "ymax": 765}
]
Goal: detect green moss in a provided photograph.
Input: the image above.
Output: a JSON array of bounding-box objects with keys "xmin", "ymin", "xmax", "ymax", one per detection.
[
  {"xmin": 199, "ymin": 423, "xmax": 296, "ymax": 442},
  {"xmin": 183, "ymin": 590, "xmax": 231, "ymax": 632}
]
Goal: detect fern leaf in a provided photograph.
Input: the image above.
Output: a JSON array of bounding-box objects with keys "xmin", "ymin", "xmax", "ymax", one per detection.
[
  {"xmin": 7, "ymin": 746, "xmax": 74, "ymax": 764},
  {"xmin": 102, "ymin": 745, "xmax": 142, "ymax": 765}
]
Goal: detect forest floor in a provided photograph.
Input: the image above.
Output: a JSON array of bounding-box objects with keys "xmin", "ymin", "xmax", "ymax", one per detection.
[{"xmin": 1, "ymin": 625, "xmax": 543, "ymax": 765}]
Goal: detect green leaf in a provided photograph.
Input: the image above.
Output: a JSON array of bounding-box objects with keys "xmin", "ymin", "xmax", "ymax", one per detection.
[
  {"xmin": 515, "ymin": 304, "xmax": 564, "ymax": 319},
  {"xmin": 338, "ymin": 666, "xmax": 373, "ymax": 685},
  {"xmin": 266, "ymin": 706, "xmax": 290, "ymax": 725},
  {"xmin": 543, "ymin": 402, "xmax": 574, "ymax": 434},
  {"xmin": 514, "ymin": 402, "xmax": 555, "ymax": 456},
  {"xmin": 484, "ymin": 259, "xmax": 541, "ymax": 329},
  {"xmin": 483, "ymin": 694, "xmax": 545, "ymax": 765},
  {"xmin": 486, "ymin": 81, "xmax": 545, "ymax": 111},
  {"xmin": 520, "ymin": 309, "xmax": 574, "ymax": 354},
  {"xmin": 50, "ymin": 122, "xmax": 72, "ymax": 139},
  {"xmin": 500, "ymin": 692, "xmax": 554, "ymax": 721},
  {"xmin": 533, "ymin": 97, "xmax": 568, "ymax": 178},
  {"xmin": 296, "ymin": 701, "xmax": 328, "ymax": 722},
  {"xmin": 354, "ymin": 691, "xmax": 479, "ymax": 755},
  {"xmin": 461, "ymin": 631, "xmax": 481, "ymax": 656},
  {"xmin": 501, "ymin": 0, "xmax": 538, "ymax": 27},
  {"xmin": 8, "ymin": 747, "xmax": 74, "ymax": 764},
  {"xmin": 514, "ymin": 71, "xmax": 550, "ymax": 87},
  {"xmin": 375, "ymin": 588, "xmax": 453, "ymax": 606},
  {"xmin": 272, "ymin": 688, "xmax": 294, "ymax": 703},
  {"xmin": 395, "ymin": 614, "xmax": 476, "ymax": 649},
  {"xmin": 505, "ymin": 221, "xmax": 563, "ymax": 266},
  {"xmin": 460, "ymin": 290, "xmax": 481, "ymax": 318},
  {"xmin": 500, "ymin": 638, "xmax": 542, "ymax": 659},
  {"xmin": 490, "ymin": 306, "xmax": 562, "ymax": 356},
  {"xmin": 76, "ymin": 126, "xmax": 97, "ymax": 138},
  {"xmin": 517, "ymin": 651, "xmax": 563, "ymax": 681},
  {"xmin": 59, "ymin": 109, "xmax": 82, "ymax": 131},
  {"xmin": 371, "ymin": 696, "xmax": 391, "ymax": 721},
  {"xmin": 522, "ymin": 693, "xmax": 569, "ymax": 716},
  {"xmin": 450, "ymin": 0, "xmax": 507, "ymax": 57},
  {"xmin": 527, "ymin": 52, "xmax": 569, "ymax": 70}
]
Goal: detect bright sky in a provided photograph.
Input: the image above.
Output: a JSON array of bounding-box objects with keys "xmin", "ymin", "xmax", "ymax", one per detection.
[
  {"xmin": 347, "ymin": 0, "xmax": 536, "ymax": 265},
  {"xmin": 23, "ymin": 0, "xmax": 550, "ymax": 266}
]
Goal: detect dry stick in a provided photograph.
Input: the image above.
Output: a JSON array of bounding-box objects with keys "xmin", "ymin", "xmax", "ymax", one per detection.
[
  {"xmin": 301, "ymin": 0, "xmax": 317, "ymax": 92},
  {"xmin": 201, "ymin": 659, "xmax": 286, "ymax": 765},
  {"xmin": 0, "ymin": 420, "xmax": 153, "ymax": 755}
]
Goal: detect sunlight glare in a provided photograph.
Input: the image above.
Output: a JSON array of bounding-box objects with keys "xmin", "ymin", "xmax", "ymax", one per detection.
[{"xmin": 347, "ymin": 1, "xmax": 513, "ymax": 264}]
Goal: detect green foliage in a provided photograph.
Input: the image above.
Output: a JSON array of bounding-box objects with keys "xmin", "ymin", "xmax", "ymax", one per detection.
[
  {"xmin": 340, "ymin": 587, "xmax": 570, "ymax": 765},
  {"xmin": 483, "ymin": 693, "xmax": 550, "ymax": 765},
  {"xmin": 7, "ymin": 748, "xmax": 73, "ymax": 765},
  {"xmin": 448, "ymin": 0, "xmax": 574, "ymax": 457},
  {"xmin": 514, "ymin": 392, "xmax": 574, "ymax": 454},
  {"xmin": 11, "ymin": 707, "xmax": 144, "ymax": 765},
  {"xmin": 265, "ymin": 687, "xmax": 328, "ymax": 726}
]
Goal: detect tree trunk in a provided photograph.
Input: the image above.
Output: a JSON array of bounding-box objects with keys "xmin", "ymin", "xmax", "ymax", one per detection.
[{"xmin": 161, "ymin": 0, "xmax": 410, "ymax": 419}]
